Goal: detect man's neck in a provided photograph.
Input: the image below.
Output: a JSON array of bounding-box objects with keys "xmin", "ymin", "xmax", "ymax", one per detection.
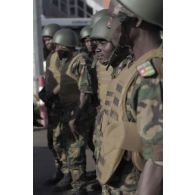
[{"xmin": 133, "ymin": 30, "xmax": 161, "ymax": 60}]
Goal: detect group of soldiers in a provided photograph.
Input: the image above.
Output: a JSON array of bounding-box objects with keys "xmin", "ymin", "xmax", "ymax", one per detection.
[{"xmin": 38, "ymin": 0, "xmax": 163, "ymax": 195}]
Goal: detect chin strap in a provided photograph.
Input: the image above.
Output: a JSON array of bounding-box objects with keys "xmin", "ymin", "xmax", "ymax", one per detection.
[
  {"xmin": 106, "ymin": 45, "xmax": 131, "ymax": 71},
  {"xmin": 106, "ymin": 47, "xmax": 119, "ymax": 71}
]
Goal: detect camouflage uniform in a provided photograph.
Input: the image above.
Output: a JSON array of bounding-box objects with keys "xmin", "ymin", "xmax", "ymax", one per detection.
[
  {"xmin": 96, "ymin": 47, "xmax": 163, "ymax": 195},
  {"xmin": 76, "ymin": 52, "xmax": 98, "ymax": 155},
  {"xmin": 93, "ymin": 54, "xmax": 131, "ymax": 159},
  {"xmin": 44, "ymin": 51, "xmax": 63, "ymax": 172},
  {"xmin": 60, "ymin": 52, "xmax": 96, "ymax": 191},
  {"xmin": 49, "ymin": 55, "xmax": 79, "ymax": 179},
  {"xmin": 93, "ymin": 60, "xmax": 113, "ymax": 161},
  {"xmin": 70, "ymin": 51, "xmax": 100, "ymax": 164}
]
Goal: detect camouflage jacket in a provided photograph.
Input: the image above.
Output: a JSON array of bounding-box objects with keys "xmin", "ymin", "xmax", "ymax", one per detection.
[
  {"xmin": 68, "ymin": 52, "xmax": 93, "ymax": 94},
  {"xmin": 96, "ymin": 47, "xmax": 162, "ymax": 189},
  {"xmin": 125, "ymin": 48, "xmax": 163, "ymax": 162}
]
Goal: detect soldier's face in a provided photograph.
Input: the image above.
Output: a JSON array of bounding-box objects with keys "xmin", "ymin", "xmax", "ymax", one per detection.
[
  {"xmin": 95, "ymin": 40, "xmax": 115, "ymax": 64},
  {"xmin": 55, "ymin": 44, "xmax": 65, "ymax": 52},
  {"xmin": 55, "ymin": 44, "xmax": 70, "ymax": 58},
  {"xmin": 84, "ymin": 37, "xmax": 92, "ymax": 52},
  {"xmin": 43, "ymin": 36, "xmax": 54, "ymax": 51}
]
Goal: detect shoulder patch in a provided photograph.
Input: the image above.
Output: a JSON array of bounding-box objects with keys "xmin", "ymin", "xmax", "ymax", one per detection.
[{"xmin": 137, "ymin": 61, "xmax": 156, "ymax": 77}]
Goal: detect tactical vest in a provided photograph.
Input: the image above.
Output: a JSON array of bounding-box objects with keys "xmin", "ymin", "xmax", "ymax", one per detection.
[
  {"xmin": 59, "ymin": 57, "xmax": 80, "ymax": 105},
  {"xmin": 96, "ymin": 61, "xmax": 113, "ymax": 107},
  {"xmin": 97, "ymin": 47, "xmax": 163, "ymax": 184},
  {"xmin": 45, "ymin": 52, "xmax": 61, "ymax": 93}
]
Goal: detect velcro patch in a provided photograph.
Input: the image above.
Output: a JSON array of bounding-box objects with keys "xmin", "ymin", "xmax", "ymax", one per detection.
[{"xmin": 137, "ymin": 61, "xmax": 155, "ymax": 77}]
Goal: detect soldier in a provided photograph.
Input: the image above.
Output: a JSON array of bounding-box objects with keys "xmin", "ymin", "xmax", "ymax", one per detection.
[
  {"xmin": 88, "ymin": 9, "xmax": 130, "ymax": 110},
  {"xmin": 90, "ymin": 13, "xmax": 130, "ymax": 160},
  {"xmin": 52, "ymin": 28, "xmax": 93, "ymax": 195},
  {"xmin": 78, "ymin": 25, "xmax": 97, "ymax": 156},
  {"xmin": 42, "ymin": 23, "xmax": 61, "ymax": 55},
  {"xmin": 40, "ymin": 23, "xmax": 65, "ymax": 185},
  {"xmin": 80, "ymin": 26, "xmax": 93, "ymax": 54},
  {"xmin": 96, "ymin": 0, "xmax": 163, "ymax": 195},
  {"xmin": 63, "ymin": 25, "xmax": 98, "ymax": 184}
]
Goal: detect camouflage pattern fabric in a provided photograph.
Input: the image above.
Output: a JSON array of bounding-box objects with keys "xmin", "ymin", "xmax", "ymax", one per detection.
[
  {"xmin": 51, "ymin": 102, "xmax": 86, "ymax": 190},
  {"xmin": 60, "ymin": 103, "xmax": 86, "ymax": 190},
  {"xmin": 102, "ymin": 185, "xmax": 137, "ymax": 195},
  {"xmin": 70, "ymin": 52, "xmax": 93, "ymax": 94},
  {"xmin": 93, "ymin": 56, "xmax": 133, "ymax": 161},
  {"xmin": 58, "ymin": 55, "xmax": 94, "ymax": 191},
  {"xmin": 125, "ymin": 48, "xmax": 163, "ymax": 162},
  {"xmin": 44, "ymin": 51, "xmax": 63, "ymax": 170},
  {"xmin": 93, "ymin": 108, "xmax": 104, "ymax": 161},
  {"xmin": 47, "ymin": 105, "xmax": 63, "ymax": 170},
  {"xmin": 125, "ymin": 72, "xmax": 163, "ymax": 161},
  {"xmin": 101, "ymin": 160, "xmax": 140, "ymax": 195},
  {"xmin": 69, "ymin": 51, "xmax": 97, "ymax": 155},
  {"xmin": 93, "ymin": 57, "xmax": 137, "ymax": 193},
  {"xmin": 94, "ymin": 48, "xmax": 163, "ymax": 194}
]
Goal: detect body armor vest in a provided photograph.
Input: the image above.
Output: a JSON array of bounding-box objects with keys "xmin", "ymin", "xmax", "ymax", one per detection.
[
  {"xmin": 97, "ymin": 47, "xmax": 163, "ymax": 184},
  {"xmin": 45, "ymin": 51, "xmax": 61, "ymax": 93},
  {"xmin": 59, "ymin": 57, "xmax": 80, "ymax": 105},
  {"xmin": 96, "ymin": 61, "xmax": 113, "ymax": 107}
]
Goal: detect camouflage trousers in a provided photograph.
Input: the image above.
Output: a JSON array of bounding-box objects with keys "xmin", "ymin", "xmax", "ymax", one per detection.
[
  {"xmin": 102, "ymin": 185, "xmax": 136, "ymax": 195},
  {"xmin": 47, "ymin": 107, "xmax": 62, "ymax": 170},
  {"xmin": 60, "ymin": 104, "xmax": 87, "ymax": 191},
  {"xmin": 93, "ymin": 108, "xmax": 104, "ymax": 161},
  {"xmin": 100, "ymin": 165, "xmax": 139, "ymax": 195}
]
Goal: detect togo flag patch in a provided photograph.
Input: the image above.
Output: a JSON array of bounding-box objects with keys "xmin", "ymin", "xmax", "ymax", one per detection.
[{"xmin": 137, "ymin": 61, "xmax": 155, "ymax": 77}]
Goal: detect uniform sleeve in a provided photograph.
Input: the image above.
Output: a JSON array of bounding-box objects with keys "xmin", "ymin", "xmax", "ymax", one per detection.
[
  {"xmin": 70, "ymin": 58, "xmax": 81, "ymax": 78},
  {"xmin": 126, "ymin": 76, "xmax": 163, "ymax": 162},
  {"xmin": 68, "ymin": 56, "xmax": 93, "ymax": 94},
  {"xmin": 78, "ymin": 64, "xmax": 93, "ymax": 94}
]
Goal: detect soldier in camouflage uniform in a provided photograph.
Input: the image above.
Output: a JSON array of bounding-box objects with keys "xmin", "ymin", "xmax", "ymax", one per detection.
[
  {"xmin": 95, "ymin": 0, "xmax": 163, "ymax": 195},
  {"xmin": 52, "ymin": 28, "xmax": 94, "ymax": 195},
  {"xmin": 79, "ymin": 25, "xmax": 98, "ymax": 156},
  {"xmin": 90, "ymin": 14, "xmax": 131, "ymax": 163},
  {"xmin": 40, "ymin": 24, "xmax": 66, "ymax": 185}
]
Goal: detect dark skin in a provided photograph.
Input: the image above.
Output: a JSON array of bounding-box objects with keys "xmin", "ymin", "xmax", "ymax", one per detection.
[
  {"xmin": 69, "ymin": 92, "xmax": 89, "ymax": 134},
  {"xmin": 95, "ymin": 39, "xmax": 115, "ymax": 64},
  {"xmin": 107, "ymin": 2, "xmax": 163, "ymax": 195},
  {"xmin": 125, "ymin": 19, "xmax": 162, "ymax": 60},
  {"xmin": 84, "ymin": 37, "xmax": 93, "ymax": 53},
  {"xmin": 43, "ymin": 36, "xmax": 55, "ymax": 51},
  {"xmin": 137, "ymin": 160, "xmax": 163, "ymax": 195}
]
